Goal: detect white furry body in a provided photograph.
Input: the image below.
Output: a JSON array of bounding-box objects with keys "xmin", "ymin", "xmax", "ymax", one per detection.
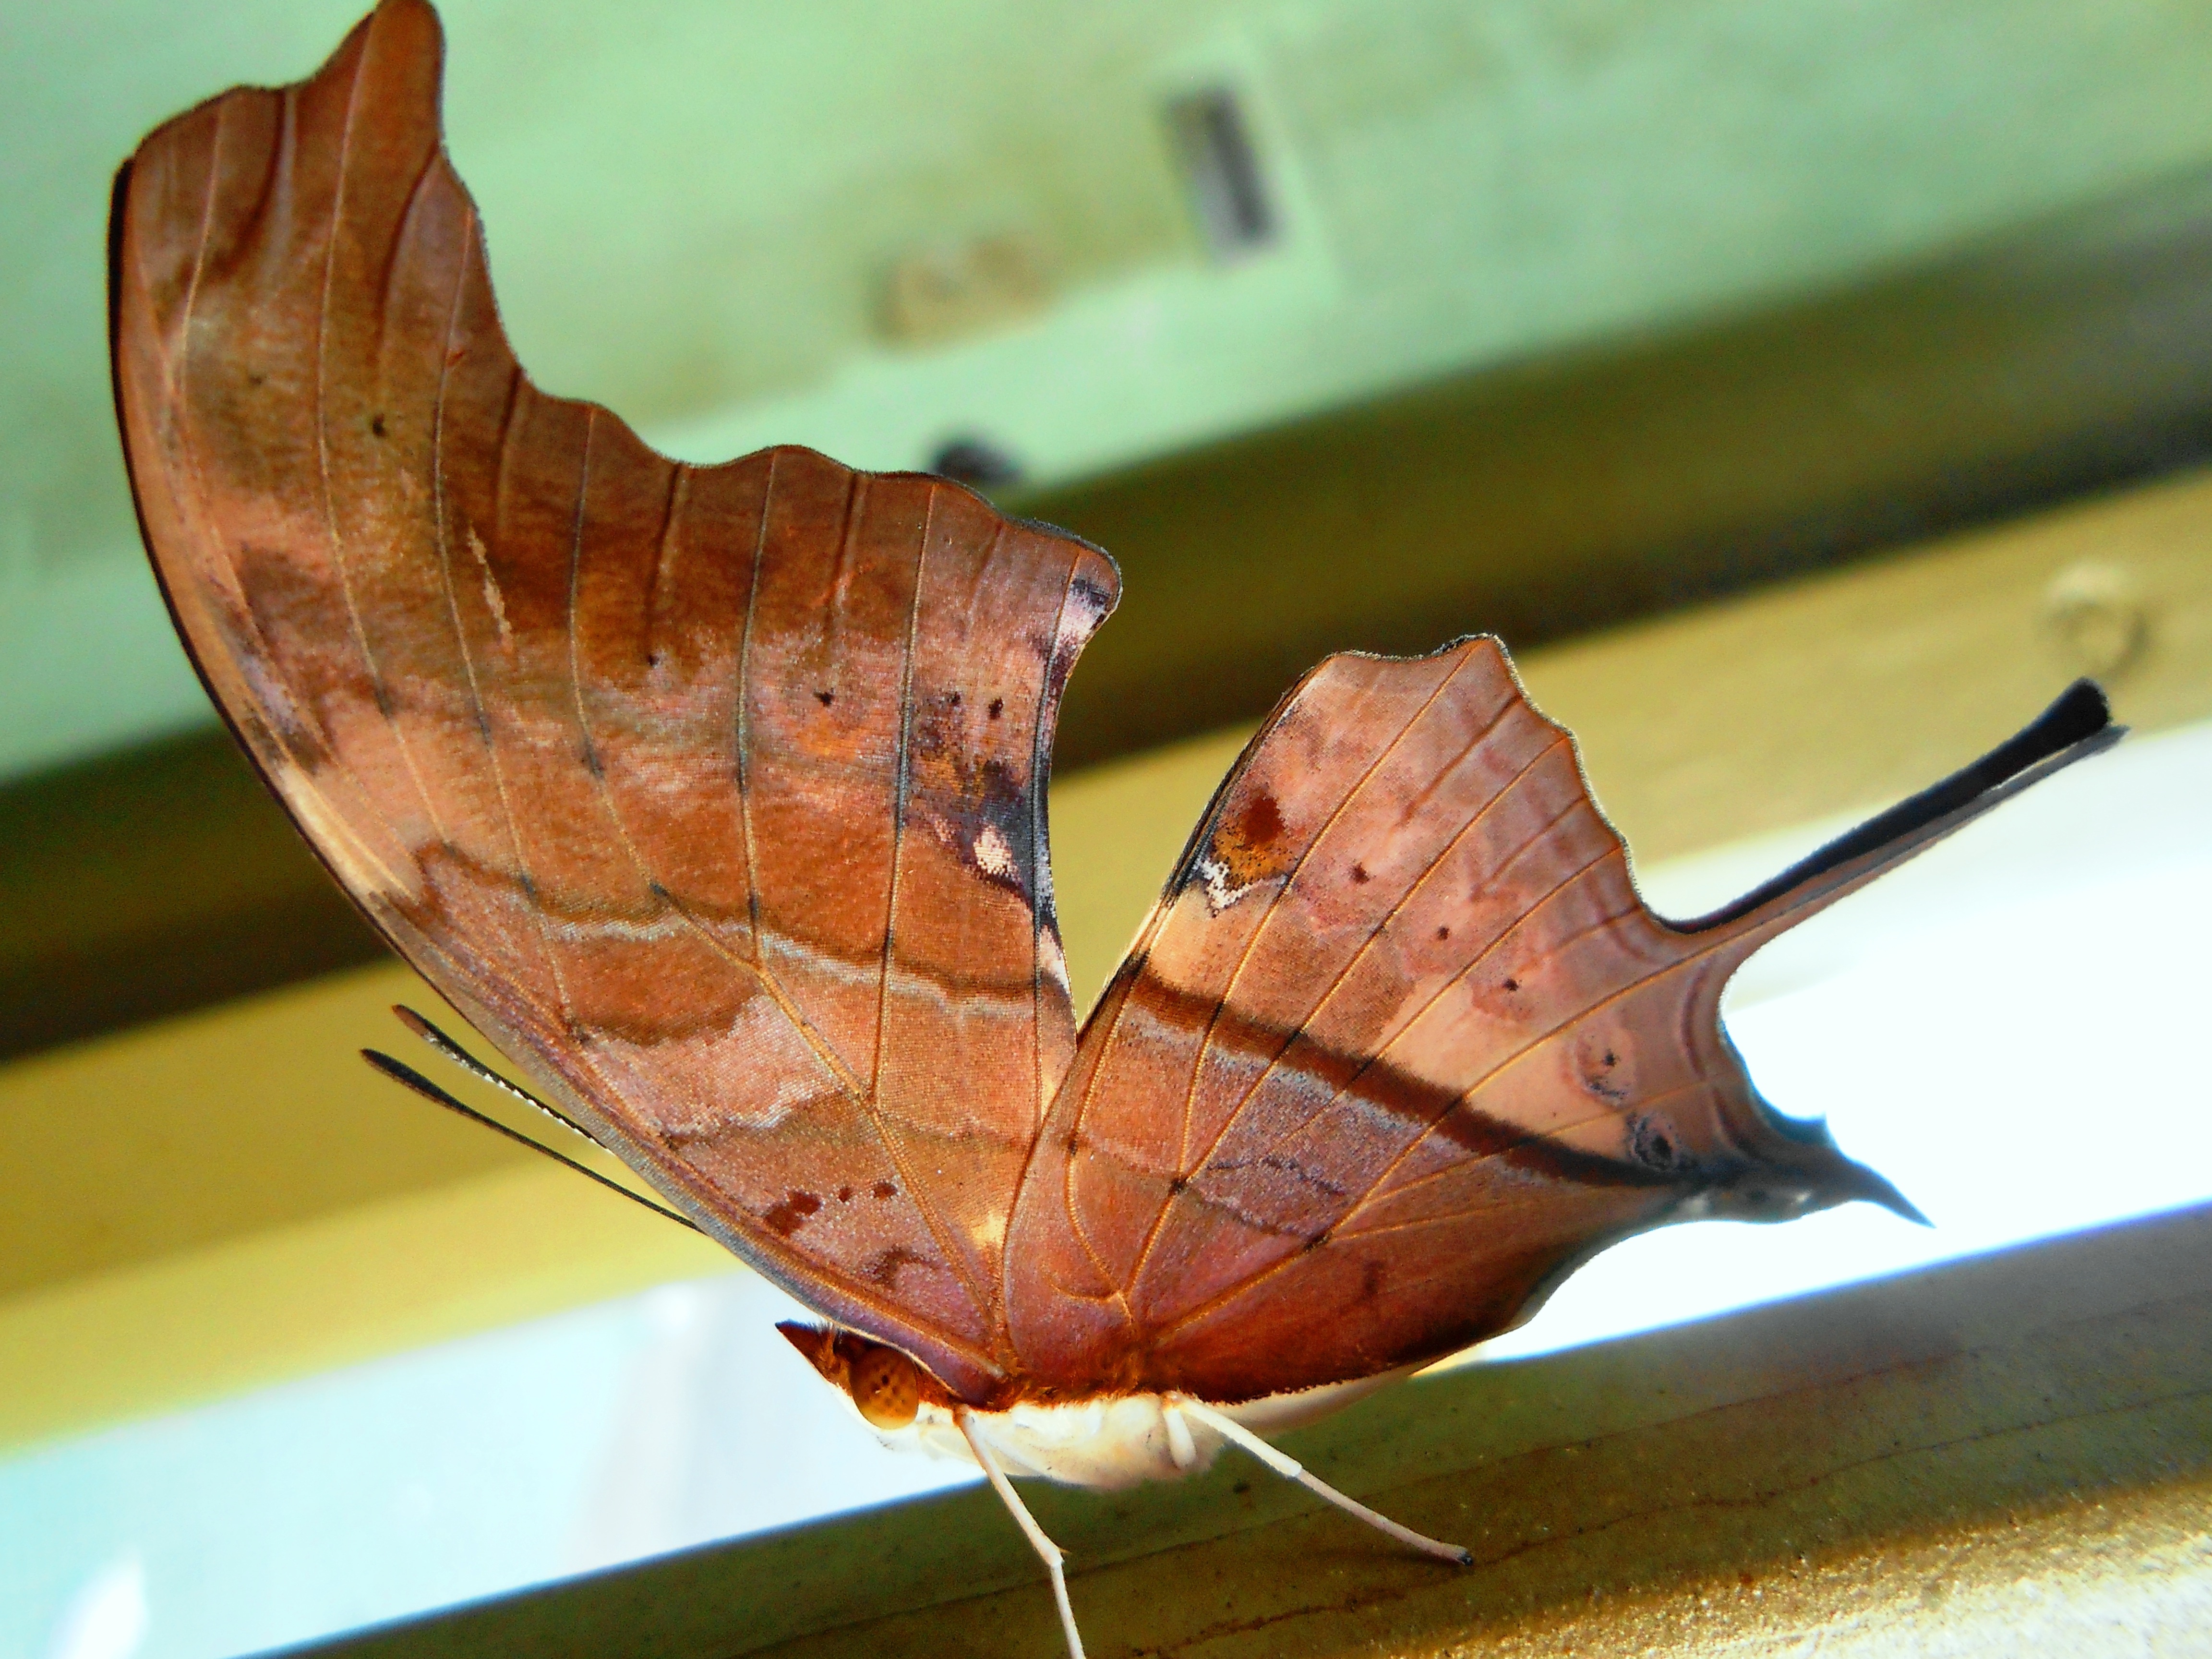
[{"xmin": 860, "ymin": 1370, "xmax": 1412, "ymax": 1490}]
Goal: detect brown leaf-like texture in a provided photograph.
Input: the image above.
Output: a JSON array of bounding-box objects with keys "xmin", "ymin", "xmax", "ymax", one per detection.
[
  {"xmin": 1003, "ymin": 642, "xmax": 2114, "ymax": 1401},
  {"xmin": 110, "ymin": 0, "xmax": 1115, "ymax": 1402},
  {"xmin": 114, "ymin": 0, "xmax": 2116, "ymax": 1414}
]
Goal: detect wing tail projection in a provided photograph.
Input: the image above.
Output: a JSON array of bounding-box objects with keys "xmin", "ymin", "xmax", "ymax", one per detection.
[
  {"xmin": 110, "ymin": 0, "xmax": 1116, "ymax": 1401},
  {"xmin": 1003, "ymin": 641, "xmax": 2113, "ymax": 1403},
  {"xmin": 1672, "ymin": 679, "xmax": 2117, "ymax": 950}
]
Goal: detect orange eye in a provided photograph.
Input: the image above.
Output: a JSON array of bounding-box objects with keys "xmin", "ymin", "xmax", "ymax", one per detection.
[{"xmin": 848, "ymin": 1344, "xmax": 923, "ymax": 1430}]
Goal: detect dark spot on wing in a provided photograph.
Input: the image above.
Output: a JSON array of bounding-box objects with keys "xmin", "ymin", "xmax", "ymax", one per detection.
[
  {"xmin": 369, "ymin": 412, "xmax": 387, "ymax": 438},
  {"xmin": 815, "ymin": 688, "xmax": 835, "ymax": 707},
  {"xmin": 579, "ymin": 738, "xmax": 604, "ymax": 780},
  {"xmin": 1198, "ymin": 785, "xmax": 1292, "ymax": 899},
  {"xmin": 864, "ymin": 1245, "xmax": 929, "ymax": 1288},
  {"xmin": 764, "ymin": 1190, "xmax": 822, "ymax": 1236},
  {"xmin": 907, "ymin": 708, "xmax": 1034, "ymax": 897},
  {"xmin": 1070, "ymin": 574, "xmax": 1116, "ymax": 628},
  {"xmin": 988, "ymin": 697, "xmax": 1005, "ymax": 720},
  {"xmin": 1628, "ymin": 1116, "xmax": 1687, "ymax": 1173},
  {"xmin": 1502, "ymin": 976, "xmax": 1519, "ymax": 992},
  {"xmin": 837, "ymin": 1186, "xmax": 855, "ymax": 1203},
  {"xmin": 1350, "ymin": 862, "xmax": 1371, "ymax": 884},
  {"xmin": 1584, "ymin": 1045, "xmax": 1628, "ymax": 1102},
  {"xmin": 1436, "ymin": 925, "xmax": 1451, "ymax": 940},
  {"xmin": 872, "ymin": 1179, "xmax": 898, "ymax": 1200}
]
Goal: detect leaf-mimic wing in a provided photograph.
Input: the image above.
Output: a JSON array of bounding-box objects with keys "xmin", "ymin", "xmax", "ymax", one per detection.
[
  {"xmin": 110, "ymin": 0, "xmax": 1116, "ymax": 1401},
  {"xmin": 1004, "ymin": 639, "xmax": 2112, "ymax": 1401}
]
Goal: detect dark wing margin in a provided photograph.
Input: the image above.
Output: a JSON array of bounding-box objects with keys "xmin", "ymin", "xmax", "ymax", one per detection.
[
  {"xmin": 1003, "ymin": 638, "xmax": 2115, "ymax": 1403},
  {"xmin": 1675, "ymin": 679, "xmax": 2117, "ymax": 934},
  {"xmin": 108, "ymin": 0, "xmax": 1116, "ymax": 1404}
]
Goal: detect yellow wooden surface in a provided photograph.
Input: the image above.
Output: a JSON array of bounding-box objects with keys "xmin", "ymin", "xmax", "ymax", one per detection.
[
  {"xmin": 3, "ymin": 463, "xmax": 2207, "ymax": 1451},
  {"xmin": 1515, "ymin": 461, "xmax": 2212, "ymax": 864},
  {"xmin": 0, "ymin": 1162, "xmax": 728, "ymax": 1454},
  {"xmin": 291, "ymin": 1201, "xmax": 2212, "ymax": 1658}
]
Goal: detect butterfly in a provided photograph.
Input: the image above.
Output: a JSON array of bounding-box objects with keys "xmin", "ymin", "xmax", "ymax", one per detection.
[{"xmin": 107, "ymin": 3, "xmax": 2118, "ymax": 1653}]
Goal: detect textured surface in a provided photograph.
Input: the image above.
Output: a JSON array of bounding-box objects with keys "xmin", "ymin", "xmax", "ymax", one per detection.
[{"xmin": 288, "ymin": 1201, "xmax": 2212, "ymax": 1659}]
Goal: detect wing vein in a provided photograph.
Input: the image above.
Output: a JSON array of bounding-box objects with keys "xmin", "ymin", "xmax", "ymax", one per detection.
[
  {"xmin": 561, "ymin": 453, "xmax": 864, "ymax": 1097},
  {"xmin": 872, "ymin": 476, "xmax": 919, "ymax": 1100},
  {"xmin": 423, "ymin": 217, "xmax": 577, "ymax": 1046},
  {"xmin": 855, "ymin": 487, "xmax": 1001, "ymax": 1333},
  {"xmin": 167, "ymin": 93, "xmax": 225, "ymax": 398},
  {"xmin": 1122, "ymin": 713, "xmax": 1546, "ymax": 1298},
  {"xmin": 311, "ymin": 30, "xmax": 454, "ymax": 852},
  {"xmin": 735, "ymin": 451, "xmax": 774, "ymax": 958},
  {"xmin": 1237, "ymin": 840, "xmax": 1626, "ymax": 1203},
  {"xmin": 1168, "ymin": 651, "xmax": 1479, "ymax": 1176},
  {"xmin": 1139, "ymin": 841, "xmax": 1638, "ymax": 1344},
  {"xmin": 166, "ymin": 80, "xmax": 423, "ymax": 901},
  {"xmin": 1335, "ymin": 1075, "xmax": 1721, "ymax": 1228},
  {"xmin": 1336, "ymin": 881, "xmax": 1681, "ymax": 1225},
  {"xmin": 1029, "ymin": 539, "xmax": 1075, "ymax": 1130}
]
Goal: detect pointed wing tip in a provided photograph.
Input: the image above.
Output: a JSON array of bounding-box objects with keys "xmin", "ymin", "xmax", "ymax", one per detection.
[
  {"xmin": 2038, "ymin": 677, "xmax": 2122, "ymax": 760},
  {"xmin": 1839, "ymin": 1161, "xmax": 1931, "ymax": 1227},
  {"xmin": 361, "ymin": 0, "xmax": 448, "ymax": 58}
]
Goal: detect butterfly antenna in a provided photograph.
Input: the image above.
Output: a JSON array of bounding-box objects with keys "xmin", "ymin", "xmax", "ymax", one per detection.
[
  {"xmin": 957, "ymin": 1410, "xmax": 1089, "ymax": 1659},
  {"xmin": 1169, "ymin": 1396, "xmax": 1473, "ymax": 1567},
  {"xmin": 392, "ymin": 1005, "xmax": 601, "ymax": 1144},
  {"xmin": 360, "ymin": 1048, "xmax": 701, "ymax": 1234}
]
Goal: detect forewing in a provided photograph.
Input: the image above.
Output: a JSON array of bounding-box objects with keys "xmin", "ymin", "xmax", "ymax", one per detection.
[
  {"xmin": 1004, "ymin": 638, "xmax": 1895, "ymax": 1401},
  {"xmin": 110, "ymin": 0, "xmax": 1115, "ymax": 1400}
]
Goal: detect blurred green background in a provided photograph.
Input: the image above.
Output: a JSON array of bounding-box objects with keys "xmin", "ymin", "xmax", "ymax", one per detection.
[{"xmin": 8, "ymin": 0, "xmax": 2212, "ymax": 1052}]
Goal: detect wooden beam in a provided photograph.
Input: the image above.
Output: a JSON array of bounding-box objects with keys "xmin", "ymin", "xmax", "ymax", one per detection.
[{"xmin": 288, "ymin": 1202, "xmax": 2212, "ymax": 1658}]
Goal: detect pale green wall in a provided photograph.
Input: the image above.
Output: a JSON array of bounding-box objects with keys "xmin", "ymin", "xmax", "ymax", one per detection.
[{"xmin": 7, "ymin": 0, "xmax": 2212, "ymax": 777}]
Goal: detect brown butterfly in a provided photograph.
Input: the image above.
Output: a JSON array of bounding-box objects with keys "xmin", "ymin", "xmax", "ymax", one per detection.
[{"xmin": 108, "ymin": 3, "xmax": 2117, "ymax": 1653}]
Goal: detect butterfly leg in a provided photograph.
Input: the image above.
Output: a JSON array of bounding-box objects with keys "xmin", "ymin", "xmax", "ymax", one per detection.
[
  {"xmin": 1169, "ymin": 1395, "xmax": 1473, "ymax": 1566},
  {"xmin": 956, "ymin": 1409, "xmax": 1088, "ymax": 1659}
]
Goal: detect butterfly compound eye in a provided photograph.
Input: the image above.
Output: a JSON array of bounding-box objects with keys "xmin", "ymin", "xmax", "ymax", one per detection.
[{"xmin": 848, "ymin": 1343, "xmax": 925, "ymax": 1430}]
